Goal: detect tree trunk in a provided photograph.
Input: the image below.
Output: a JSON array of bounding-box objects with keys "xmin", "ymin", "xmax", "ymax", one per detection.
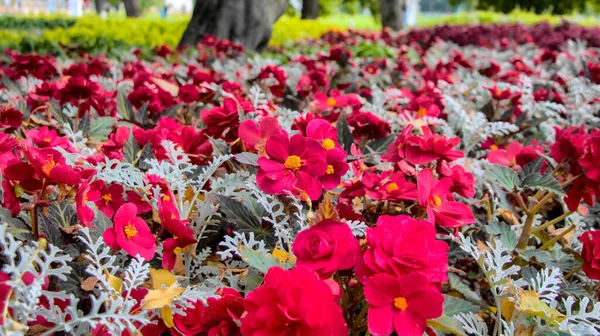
[
  {"xmin": 179, "ymin": 0, "xmax": 288, "ymax": 52},
  {"xmin": 380, "ymin": 0, "xmax": 404, "ymax": 31},
  {"xmin": 301, "ymin": 0, "xmax": 319, "ymax": 19},
  {"xmin": 94, "ymin": 0, "xmax": 104, "ymax": 14},
  {"xmin": 123, "ymin": 0, "xmax": 141, "ymax": 17}
]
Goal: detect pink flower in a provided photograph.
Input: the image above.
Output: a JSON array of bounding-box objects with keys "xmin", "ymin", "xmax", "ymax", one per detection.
[
  {"xmin": 347, "ymin": 111, "xmax": 391, "ymax": 141},
  {"xmin": 578, "ymin": 230, "xmax": 600, "ymax": 281},
  {"xmin": 312, "ymin": 91, "xmax": 361, "ymax": 114},
  {"xmin": 365, "ymin": 273, "xmax": 444, "ymax": 336},
  {"xmin": 201, "ymin": 97, "xmax": 252, "ymax": 141},
  {"xmin": 126, "ymin": 191, "xmax": 152, "ymax": 214},
  {"xmin": 292, "ymin": 219, "xmax": 361, "ymax": 278},
  {"xmin": 241, "ymin": 266, "xmax": 348, "ymax": 336},
  {"xmin": 257, "ymin": 133, "xmax": 327, "ymax": 200},
  {"xmin": 579, "ymin": 132, "xmax": 600, "ymax": 182},
  {"xmin": 488, "ymin": 141, "xmax": 541, "ymax": 170},
  {"xmin": 1, "ymin": 180, "xmax": 20, "ymax": 216},
  {"xmin": 367, "ymin": 170, "xmax": 418, "ymax": 202},
  {"xmin": 26, "ymin": 126, "xmax": 71, "ymax": 150},
  {"xmin": 158, "ymin": 200, "xmax": 195, "ymax": 241},
  {"xmin": 355, "ymin": 215, "xmax": 449, "ymax": 284},
  {"xmin": 94, "ymin": 182, "xmax": 125, "ymax": 219},
  {"xmin": 179, "ymin": 83, "xmax": 200, "ymax": 103},
  {"xmin": 0, "ymin": 107, "xmax": 22, "ymax": 130},
  {"xmin": 103, "ymin": 203, "xmax": 156, "ymax": 260},
  {"xmin": 321, "ymin": 149, "xmax": 350, "ymax": 190},
  {"xmin": 162, "ymin": 237, "xmax": 195, "ymax": 271},
  {"xmin": 417, "ymin": 169, "xmax": 475, "ymax": 228},
  {"xmin": 173, "ymin": 288, "xmax": 244, "ymax": 336},
  {"xmin": 405, "ymin": 126, "xmax": 463, "ymax": 165},
  {"xmin": 449, "ymin": 165, "xmax": 475, "ymax": 198},
  {"xmin": 238, "ymin": 117, "xmax": 287, "ymax": 153},
  {"xmin": 382, "ymin": 125, "xmax": 414, "ymax": 163},
  {"xmin": 76, "ymin": 180, "xmax": 101, "ymax": 227}
]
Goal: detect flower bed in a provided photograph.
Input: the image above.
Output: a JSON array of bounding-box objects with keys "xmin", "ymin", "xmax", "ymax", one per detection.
[{"xmin": 1, "ymin": 24, "xmax": 600, "ymax": 335}]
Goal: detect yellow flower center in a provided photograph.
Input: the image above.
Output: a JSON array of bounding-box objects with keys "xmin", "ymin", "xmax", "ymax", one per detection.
[
  {"xmin": 386, "ymin": 183, "xmax": 399, "ymax": 192},
  {"xmin": 490, "ymin": 144, "xmax": 499, "ymax": 150},
  {"xmin": 326, "ymin": 165, "xmax": 335, "ymax": 175},
  {"xmin": 44, "ymin": 138, "xmax": 51, "ymax": 143},
  {"xmin": 284, "ymin": 155, "xmax": 302, "ymax": 171},
  {"xmin": 124, "ymin": 223, "xmax": 137, "ymax": 239},
  {"xmin": 162, "ymin": 195, "xmax": 170, "ymax": 202},
  {"xmin": 173, "ymin": 247, "xmax": 183, "ymax": 254},
  {"xmin": 41, "ymin": 156, "xmax": 57, "ymax": 175},
  {"xmin": 417, "ymin": 107, "xmax": 427, "ymax": 117},
  {"xmin": 496, "ymin": 89, "xmax": 503, "ymax": 97},
  {"xmin": 431, "ymin": 196, "xmax": 442, "ymax": 206},
  {"xmin": 322, "ymin": 138, "xmax": 336, "ymax": 151},
  {"xmin": 326, "ymin": 97, "xmax": 337, "ymax": 107},
  {"xmin": 394, "ymin": 297, "xmax": 408, "ymax": 311},
  {"xmin": 367, "ymin": 67, "xmax": 375, "ymax": 73},
  {"xmin": 171, "ymin": 214, "xmax": 176, "ymax": 219},
  {"xmin": 101, "ymin": 194, "xmax": 112, "ymax": 203}
]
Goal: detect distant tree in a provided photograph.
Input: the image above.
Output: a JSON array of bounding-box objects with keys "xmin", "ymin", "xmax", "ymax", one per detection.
[
  {"xmin": 302, "ymin": 0, "xmax": 319, "ymax": 18},
  {"xmin": 448, "ymin": 0, "xmax": 587, "ymax": 15},
  {"xmin": 122, "ymin": 0, "xmax": 141, "ymax": 16},
  {"xmin": 380, "ymin": 0, "xmax": 403, "ymax": 30},
  {"xmin": 179, "ymin": 0, "xmax": 288, "ymax": 51}
]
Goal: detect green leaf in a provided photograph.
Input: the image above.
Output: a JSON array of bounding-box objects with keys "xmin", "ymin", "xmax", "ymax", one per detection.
[
  {"xmin": 88, "ymin": 117, "xmax": 115, "ymax": 141},
  {"xmin": 117, "ymin": 89, "xmax": 134, "ymax": 121},
  {"xmin": 77, "ymin": 111, "xmax": 91, "ymax": 134},
  {"xmin": 487, "ymin": 221, "xmax": 518, "ymax": 251},
  {"xmin": 235, "ymin": 152, "xmax": 260, "ymax": 166},
  {"xmin": 365, "ymin": 134, "xmax": 395, "ymax": 154},
  {"xmin": 2, "ymin": 74, "xmax": 22, "ymax": 95},
  {"xmin": 518, "ymin": 157, "xmax": 544, "ymax": 182},
  {"xmin": 48, "ymin": 100, "xmax": 73, "ymax": 129},
  {"xmin": 448, "ymin": 273, "xmax": 482, "ymax": 303},
  {"xmin": 336, "ymin": 114, "xmax": 353, "ymax": 153},
  {"xmin": 123, "ymin": 133, "xmax": 141, "ymax": 164},
  {"xmin": 428, "ymin": 315, "xmax": 468, "ymax": 336},
  {"xmin": 91, "ymin": 210, "xmax": 112, "ymax": 240},
  {"xmin": 0, "ymin": 208, "xmax": 33, "ymax": 240},
  {"xmin": 520, "ymin": 173, "xmax": 563, "ymax": 195},
  {"xmin": 135, "ymin": 101, "xmax": 149, "ymax": 126},
  {"xmin": 215, "ymin": 195, "xmax": 275, "ymax": 246},
  {"xmin": 159, "ymin": 103, "xmax": 181, "ymax": 119},
  {"xmin": 45, "ymin": 200, "xmax": 78, "ymax": 228},
  {"xmin": 138, "ymin": 143, "xmax": 154, "ymax": 169},
  {"xmin": 443, "ymin": 295, "xmax": 479, "ymax": 316},
  {"xmin": 239, "ymin": 245, "xmax": 294, "ymax": 274},
  {"xmin": 485, "ymin": 164, "xmax": 519, "ymax": 190},
  {"xmin": 60, "ymin": 262, "xmax": 87, "ymax": 297}
]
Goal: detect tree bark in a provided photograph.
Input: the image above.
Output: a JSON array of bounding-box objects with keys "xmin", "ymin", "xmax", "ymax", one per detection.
[
  {"xmin": 123, "ymin": 0, "xmax": 141, "ymax": 17},
  {"xmin": 380, "ymin": 0, "xmax": 404, "ymax": 31},
  {"xmin": 94, "ymin": 0, "xmax": 105, "ymax": 14},
  {"xmin": 179, "ymin": 0, "xmax": 288, "ymax": 52},
  {"xmin": 301, "ymin": 0, "xmax": 319, "ymax": 19}
]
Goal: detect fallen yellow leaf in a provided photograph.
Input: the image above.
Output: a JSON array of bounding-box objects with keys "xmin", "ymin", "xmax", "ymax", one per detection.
[
  {"xmin": 141, "ymin": 283, "xmax": 185, "ymax": 310},
  {"xmin": 104, "ymin": 269, "xmax": 123, "ymax": 293},
  {"xmin": 272, "ymin": 246, "xmax": 295, "ymax": 263},
  {"xmin": 517, "ymin": 289, "xmax": 565, "ymax": 325},
  {"xmin": 150, "ymin": 269, "xmax": 176, "ymax": 289},
  {"xmin": 161, "ymin": 305, "xmax": 175, "ymax": 328}
]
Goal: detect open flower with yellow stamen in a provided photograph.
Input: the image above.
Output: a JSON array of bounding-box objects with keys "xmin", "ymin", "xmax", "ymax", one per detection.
[{"xmin": 103, "ymin": 203, "xmax": 157, "ymax": 260}]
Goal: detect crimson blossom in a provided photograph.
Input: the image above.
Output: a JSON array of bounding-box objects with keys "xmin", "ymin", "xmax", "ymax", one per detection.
[
  {"xmin": 241, "ymin": 266, "xmax": 348, "ymax": 336},
  {"xmin": 256, "ymin": 133, "xmax": 327, "ymax": 201},
  {"xmin": 103, "ymin": 203, "xmax": 156, "ymax": 260}
]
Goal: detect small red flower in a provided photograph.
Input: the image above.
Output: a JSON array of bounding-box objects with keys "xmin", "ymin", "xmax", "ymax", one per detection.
[
  {"xmin": 405, "ymin": 126, "xmax": 464, "ymax": 165},
  {"xmin": 417, "ymin": 169, "xmax": 475, "ymax": 228},
  {"xmin": 239, "ymin": 116, "xmax": 287, "ymax": 154},
  {"xmin": 365, "ymin": 273, "xmax": 444, "ymax": 336},
  {"xmin": 26, "ymin": 126, "xmax": 72, "ymax": 151},
  {"xmin": 103, "ymin": 203, "xmax": 156, "ymax": 260},
  {"xmin": 257, "ymin": 133, "xmax": 327, "ymax": 200},
  {"xmin": 0, "ymin": 107, "xmax": 22, "ymax": 130},
  {"xmin": 347, "ymin": 111, "xmax": 391, "ymax": 141},
  {"xmin": 76, "ymin": 180, "xmax": 102, "ymax": 227},
  {"xmin": 292, "ymin": 219, "xmax": 361, "ymax": 278},
  {"xmin": 488, "ymin": 141, "xmax": 541, "ymax": 170},
  {"xmin": 94, "ymin": 182, "xmax": 126, "ymax": 219}
]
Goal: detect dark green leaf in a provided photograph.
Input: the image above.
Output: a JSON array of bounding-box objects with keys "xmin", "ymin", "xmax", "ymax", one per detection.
[
  {"xmin": 77, "ymin": 111, "xmax": 91, "ymax": 134},
  {"xmin": 60, "ymin": 262, "xmax": 87, "ymax": 296},
  {"xmin": 235, "ymin": 152, "xmax": 260, "ymax": 166},
  {"xmin": 485, "ymin": 164, "xmax": 519, "ymax": 190},
  {"xmin": 521, "ymin": 173, "xmax": 563, "ymax": 195},
  {"xmin": 88, "ymin": 117, "xmax": 115, "ymax": 141},
  {"xmin": 448, "ymin": 273, "xmax": 482, "ymax": 303},
  {"xmin": 0, "ymin": 209, "xmax": 32, "ymax": 240},
  {"xmin": 487, "ymin": 221, "xmax": 517, "ymax": 251},
  {"xmin": 365, "ymin": 134, "xmax": 395, "ymax": 154},
  {"xmin": 239, "ymin": 245, "xmax": 294, "ymax": 273},
  {"xmin": 336, "ymin": 114, "xmax": 353, "ymax": 153},
  {"xmin": 117, "ymin": 89, "xmax": 134, "ymax": 121},
  {"xmin": 215, "ymin": 195, "xmax": 275, "ymax": 246},
  {"xmin": 159, "ymin": 103, "xmax": 182, "ymax": 119},
  {"xmin": 123, "ymin": 133, "xmax": 141, "ymax": 164},
  {"xmin": 137, "ymin": 143, "xmax": 154, "ymax": 169},
  {"xmin": 48, "ymin": 100, "xmax": 73, "ymax": 129},
  {"xmin": 39, "ymin": 214, "xmax": 62, "ymax": 246},
  {"xmin": 91, "ymin": 211, "xmax": 112, "ymax": 240},
  {"xmin": 443, "ymin": 295, "xmax": 479, "ymax": 316},
  {"xmin": 2, "ymin": 74, "xmax": 22, "ymax": 95},
  {"xmin": 135, "ymin": 101, "xmax": 149, "ymax": 126},
  {"xmin": 45, "ymin": 200, "xmax": 78, "ymax": 228},
  {"xmin": 518, "ymin": 157, "xmax": 544, "ymax": 182}
]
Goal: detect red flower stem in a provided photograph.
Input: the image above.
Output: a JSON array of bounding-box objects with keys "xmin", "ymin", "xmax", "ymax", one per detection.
[{"xmin": 516, "ymin": 192, "xmax": 554, "ymax": 251}]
